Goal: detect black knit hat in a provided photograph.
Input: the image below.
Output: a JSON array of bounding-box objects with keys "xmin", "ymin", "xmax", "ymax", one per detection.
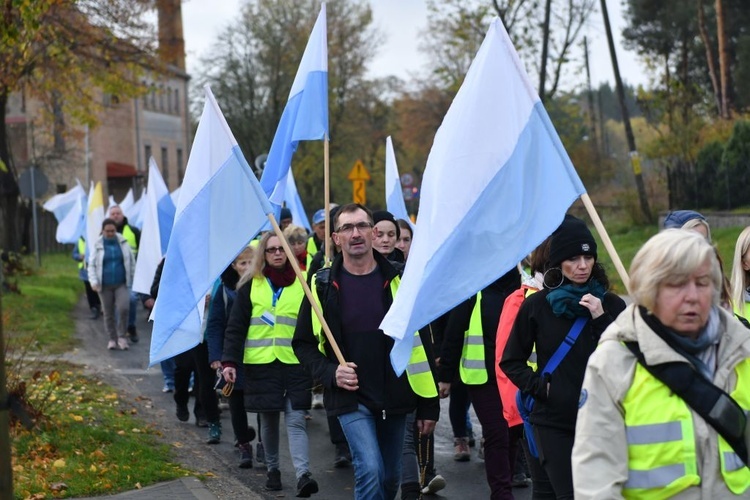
[
  {"xmin": 548, "ymin": 215, "xmax": 597, "ymax": 266},
  {"xmin": 372, "ymin": 210, "xmax": 400, "ymax": 239}
]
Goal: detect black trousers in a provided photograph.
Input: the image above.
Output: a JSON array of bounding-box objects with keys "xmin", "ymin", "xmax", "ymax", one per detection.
[
  {"xmin": 173, "ymin": 347, "xmax": 203, "ymax": 419},
  {"xmin": 534, "ymin": 425, "xmax": 575, "ymax": 500}
]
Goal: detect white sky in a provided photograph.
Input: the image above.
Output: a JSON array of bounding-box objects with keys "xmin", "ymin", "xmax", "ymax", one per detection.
[{"xmin": 181, "ymin": 0, "xmax": 648, "ymax": 90}]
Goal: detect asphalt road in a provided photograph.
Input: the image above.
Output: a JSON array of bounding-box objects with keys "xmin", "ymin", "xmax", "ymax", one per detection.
[{"xmin": 66, "ymin": 297, "xmax": 532, "ymax": 499}]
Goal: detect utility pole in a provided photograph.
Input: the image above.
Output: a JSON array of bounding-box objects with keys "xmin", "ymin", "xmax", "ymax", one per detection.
[
  {"xmin": 539, "ymin": 0, "xmax": 553, "ymax": 103},
  {"xmin": 600, "ymin": 0, "xmax": 652, "ymax": 223},
  {"xmin": 583, "ymin": 37, "xmax": 600, "ymax": 164}
]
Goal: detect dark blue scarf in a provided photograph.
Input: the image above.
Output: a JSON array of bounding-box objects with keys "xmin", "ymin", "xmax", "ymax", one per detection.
[{"xmin": 546, "ymin": 279, "xmax": 606, "ymax": 319}]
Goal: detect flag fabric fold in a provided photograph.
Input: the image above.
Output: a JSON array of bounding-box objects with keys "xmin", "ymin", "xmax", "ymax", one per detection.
[
  {"xmin": 260, "ymin": 2, "xmax": 328, "ymax": 205},
  {"xmin": 149, "ymin": 85, "xmax": 273, "ymax": 366},
  {"xmin": 284, "ymin": 169, "xmax": 311, "ymax": 231},
  {"xmin": 381, "ymin": 18, "xmax": 586, "ymax": 374},
  {"xmin": 132, "ymin": 158, "xmax": 176, "ymax": 295},
  {"xmin": 85, "ymin": 182, "xmax": 105, "ymax": 257},
  {"xmin": 385, "ymin": 136, "xmax": 411, "ymax": 225},
  {"xmin": 43, "ymin": 181, "xmax": 86, "ymax": 244}
]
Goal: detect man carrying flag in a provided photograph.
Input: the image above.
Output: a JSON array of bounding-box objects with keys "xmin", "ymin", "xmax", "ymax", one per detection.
[{"xmin": 293, "ymin": 203, "xmax": 439, "ymax": 500}]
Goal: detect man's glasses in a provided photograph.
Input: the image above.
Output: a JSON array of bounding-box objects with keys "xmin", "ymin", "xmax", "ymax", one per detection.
[
  {"xmin": 265, "ymin": 246, "xmax": 284, "ymax": 254},
  {"xmin": 335, "ymin": 221, "xmax": 373, "ymax": 234}
]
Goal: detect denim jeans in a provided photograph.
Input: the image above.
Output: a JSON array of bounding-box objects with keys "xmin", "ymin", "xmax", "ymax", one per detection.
[
  {"xmin": 127, "ymin": 289, "xmax": 138, "ymax": 329},
  {"xmin": 260, "ymin": 398, "xmax": 310, "ymax": 480},
  {"xmin": 161, "ymin": 357, "xmax": 176, "ymax": 388},
  {"xmin": 338, "ymin": 404, "xmax": 407, "ymax": 500}
]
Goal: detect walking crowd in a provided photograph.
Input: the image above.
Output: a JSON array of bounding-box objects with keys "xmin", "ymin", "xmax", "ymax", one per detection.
[{"xmin": 78, "ymin": 203, "xmax": 750, "ymax": 499}]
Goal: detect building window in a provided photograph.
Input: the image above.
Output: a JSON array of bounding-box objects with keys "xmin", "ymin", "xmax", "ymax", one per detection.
[
  {"xmin": 174, "ymin": 88, "xmax": 180, "ymax": 115},
  {"xmin": 144, "ymin": 144, "xmax": 152, "ymax": 165},
  {"xmin": 166, "ymin": 88, "xmax": 172, "ymax": 113},
  {"xmin": 176, "ymin": 148, "xmax": 184, "ymax": 183},
  {"xmin": 161, "ymin": 146, "xmax": 169, "ymax": 186},
  {"xmin": 158, "ymin": 87, "xmax": 164, "ymax": 112},
  {"xmin": 150, "ymin": 87, "xmax": 156, "ymax": 110}
]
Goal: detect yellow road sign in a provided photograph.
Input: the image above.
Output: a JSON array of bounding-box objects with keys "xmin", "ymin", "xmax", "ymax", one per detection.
[{"xmin": 348, "ymin": 160, "xmax": 370, "ymax": 204}]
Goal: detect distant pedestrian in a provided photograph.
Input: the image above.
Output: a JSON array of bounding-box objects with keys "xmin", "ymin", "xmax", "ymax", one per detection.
[
  {"xmin": 87, "ymin": 218, "xmax": 135, "ymax": 351},
  {"xmin": 72, "ymin": 236, "xmax": 101, "ymax": 319}
]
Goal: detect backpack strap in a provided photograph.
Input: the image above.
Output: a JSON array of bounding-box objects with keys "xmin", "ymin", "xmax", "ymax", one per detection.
[
  {"xmin": 543, "ymin": 317, "xmax": 588, "ymax": 376},
  {"xmin": 625, "ymin": 341, "xmax": 749, "ymax": 466}
]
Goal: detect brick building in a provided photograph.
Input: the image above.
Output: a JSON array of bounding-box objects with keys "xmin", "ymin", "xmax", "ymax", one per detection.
[{"xmin": 6, "ymin": 0, "xmax": 190, "ymax": 202}]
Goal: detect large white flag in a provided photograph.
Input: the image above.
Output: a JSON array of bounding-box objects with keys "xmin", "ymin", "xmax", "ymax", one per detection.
[
  {"xmin": 381, "ymin": 18, "xmax": 586, "ymax": 374},
  {"xmin": 43, "ymin": 181, "xmax": 86, "ymax": 244},
  {"xmin": 385, "ymin": 136, "xmax": 411, "ymax": 225},
  {"xmin": 132, "ymin": 158, "xmax": 175, "ymax": 295},
  {"xmin": 149, "ymin": 86, "xmax": 273, "ymax": 366}
]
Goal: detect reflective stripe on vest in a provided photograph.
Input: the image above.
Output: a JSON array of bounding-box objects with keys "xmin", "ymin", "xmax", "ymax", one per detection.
[
  {"xmin": 718, "ymin": 358, "xmax": 750, "ymax": 493},
  {"xmin": 622, "ymin": 362, "xmax": 700, "ymax": 498},
  {"xmin": 309, "ymin": 272, "xmax": 437, "ymax": 398},
  {"xmin": 460, "ymin": 292, "xmax": 487, "ymax": 384},
  {"xmin": 122, "ymin": 225, "xmax": 137, "ymax": 254},
  {"xmin": 243, "ymin": 276, "xmax": 304, "ymax": 365}
]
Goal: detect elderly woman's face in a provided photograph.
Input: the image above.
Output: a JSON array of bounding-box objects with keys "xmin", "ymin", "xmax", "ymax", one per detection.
[{"xmin": 653, "ymin": 258, "xmax": 713, "ymax": 338}]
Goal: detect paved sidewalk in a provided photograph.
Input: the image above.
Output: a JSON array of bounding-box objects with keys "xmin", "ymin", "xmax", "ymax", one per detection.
[{"xmin": 75, "ymin": 477, "xmax": 217, "ymax": 500}]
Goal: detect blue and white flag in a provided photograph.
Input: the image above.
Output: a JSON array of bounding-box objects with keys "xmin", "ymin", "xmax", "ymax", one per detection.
[
  {"xmin": 150, "ymin": 85, "xmax": 273, "ymax": 366},
  {"xmin": 284, "ymin": 169, "xmax": 311, "ymax": 231},
  {"xmin": 260, "ymin": 2, "xmax": 328, "ymax": 205},
  {"xmin": 132, "ymin": 158, "xmax": 176, "ymax": 296},
  {"xmin": 43, "ymin": 180, "xmax": 86, "ymax": 244},
  {"xmin": 381, "ymin": 18, "xmax": 586, "ymax": 374},
  {"xmin": 385, "ymin": 136, "xmax": 412, "ymax": 227}
]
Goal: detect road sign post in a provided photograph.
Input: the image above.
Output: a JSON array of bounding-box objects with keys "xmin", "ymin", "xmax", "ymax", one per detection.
[{"xmin": 347, "ymin": 160, "xmax": 370, "ymax": 204}]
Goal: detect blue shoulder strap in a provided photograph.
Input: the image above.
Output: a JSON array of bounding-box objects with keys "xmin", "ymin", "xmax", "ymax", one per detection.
[{"xmin": 543, "ymin": 317, "xmax": 588, "ymax": 376}]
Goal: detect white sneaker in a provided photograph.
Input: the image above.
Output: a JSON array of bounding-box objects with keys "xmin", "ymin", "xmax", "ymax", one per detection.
[
  {"xmin": 421, "ymin": 474, "xmax": 446, "ymax": 494},
  {"xmin": 107, "ymin": 340, "xmax": 117, "ymax": 350},
  {"xmin": 312, "ymin": 393, "xmax": 324, "ymax": 409},
  {"xmin": 117, "ymin": 338, "xmax": 129, "ymax": 350}
]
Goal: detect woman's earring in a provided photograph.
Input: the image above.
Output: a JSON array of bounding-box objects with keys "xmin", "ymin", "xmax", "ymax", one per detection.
[{"xmin": 543, "ymin": 268, "xmax": 564, "ymax": 289}]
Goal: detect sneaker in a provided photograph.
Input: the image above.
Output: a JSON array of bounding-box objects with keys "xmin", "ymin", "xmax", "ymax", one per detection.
[
  {"xmin": 196, "ymin": 417, "xmax": 209, "ymax": 428},
  {"xmin": 90, "ymin": 307, "xmax": 100, "ymax": 320},
  {"xmin": 207, "ymin": 422, "xmax": 221, "ymax": 444},
  {"xmin": 256, "ymin": 442, "xmax": 265, "ymax": 464},
  {"xmin": 421, "ymin": 474, "xmax": 446, "ymax": 494},
  {"xmin": 453, "ymin": 437, "xmax": 470, "ymax": 462},
  {"xmin": 107, "ymin": 340, "xmax": 117, "ymax": 350},
  {"xmin": 333, "ymin": 443, "xmax": 351, "ymax": 468},
  {"xmin": 265, "ymin": 469, "xmax": 282, "ymax": 491},
  {"xmin": 162, "ymin": 384, "xmax": 174, "ymax": 393},
  {"xmin": 238, "ymin": 442, "xmax": 253, "ymax": 469},
  {"xmin": 117, "ymin": 337, "xmax": 129, "ymax": 350},
  {"xmin": 296, "ymin": 472, "xmax": 318, "ymax": 497},
  {"xmin": 176, "ymin": 404, "xmax": 189, "ymax": 422},
  {"xmin": 312, "ymin": 393, "xmax": 324, "ymax": 409},
  {"xmin": 511, "ymin": 473, "xmax": 532, "ymax": 488},
  {"xmin": 127, "ymin": 325, "xmax": 139, "ymax": 343},
  {"xmin": 478, "ymin": 437, "xmax": 485, "ymax": 460}
]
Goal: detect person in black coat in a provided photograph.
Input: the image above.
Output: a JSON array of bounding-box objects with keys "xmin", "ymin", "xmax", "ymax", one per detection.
[{"xmin": 500, "ymin": 215, "xmax": 626, "ymax": 500}]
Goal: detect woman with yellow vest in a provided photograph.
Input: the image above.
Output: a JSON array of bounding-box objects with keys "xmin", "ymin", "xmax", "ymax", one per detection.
[
  {"xmin": 573, "ymin": 229, "xmax": 750, "ymax": 498},
  {"xmin": 221, "ymin": 232, "xmax": 318, "ymax": 498}
]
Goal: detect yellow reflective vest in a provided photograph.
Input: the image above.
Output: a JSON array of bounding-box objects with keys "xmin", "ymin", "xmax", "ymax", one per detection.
[
  {"xmin": 622, "ymin": 359, "xmax": 750, "ymax": 498},
  {"xmin": 310, "ymin": 272, "xmax": 437, "ymax": 398},
  {"xmin": 77, "ymin": 238, "xmax": 86, "ymax": 270},
  {"xmin": 122, "ymin": 225, "xmax": 138, "ymax": 255},
  {"xmin": 243, "ymin": 276, "xmax": 304, "ymax": 365},
  {"xmin": 306, "ymin": 237, "xmax": 319, "ymax": 270},
  {"xmin": 460, "ymin": 292, "xmax": 488, "ymax": 385}
]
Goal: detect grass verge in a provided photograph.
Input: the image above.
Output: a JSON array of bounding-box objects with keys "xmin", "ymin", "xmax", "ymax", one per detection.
[{"xmin": 5, "ymin": 252, "xmax": 194, "ymax": 498}]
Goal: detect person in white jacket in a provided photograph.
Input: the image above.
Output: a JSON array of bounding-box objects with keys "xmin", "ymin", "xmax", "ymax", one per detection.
[
  {"xmin": 87, "ymin": 218, "xmax": 136, "ymax": 351},
  {"xmin": 573, "ymin": 229, "xmax": 750, "ymax": 499}
]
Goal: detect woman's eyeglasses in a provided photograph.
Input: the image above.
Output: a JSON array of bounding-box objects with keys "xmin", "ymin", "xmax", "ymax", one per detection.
[{"xmin": 264, "ymin": 246, "xmax": 284, "ymax": 254}]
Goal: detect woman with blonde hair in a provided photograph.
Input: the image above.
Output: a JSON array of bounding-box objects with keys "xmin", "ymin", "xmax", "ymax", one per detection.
[
  {"xmin": 573, "ymin": 229, "xmax": 750, "ymax": 498},
  {"xmin": 221, "ymin": 232, "xmax": 318, "ymax": 497},
  {"xmin": 283, "ymin": 224, "xmax": 309, "ymax": 272},
  {"xmin": 731, "ymin": 226, "xmax": 750, "ymax": 320}
]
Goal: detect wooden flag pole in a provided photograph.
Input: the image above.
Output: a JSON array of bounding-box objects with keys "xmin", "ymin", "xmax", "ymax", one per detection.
[
  {"xmin": 268, "ymin": 212, "xmax": 346, "ymax": 365},
  {"xmin": 580, "ymin": 193, "xmax": 631, "ymax": 294},
  {"xmin": 323, "ymin": 138, "xmax": 332, "ymax": 264}
]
